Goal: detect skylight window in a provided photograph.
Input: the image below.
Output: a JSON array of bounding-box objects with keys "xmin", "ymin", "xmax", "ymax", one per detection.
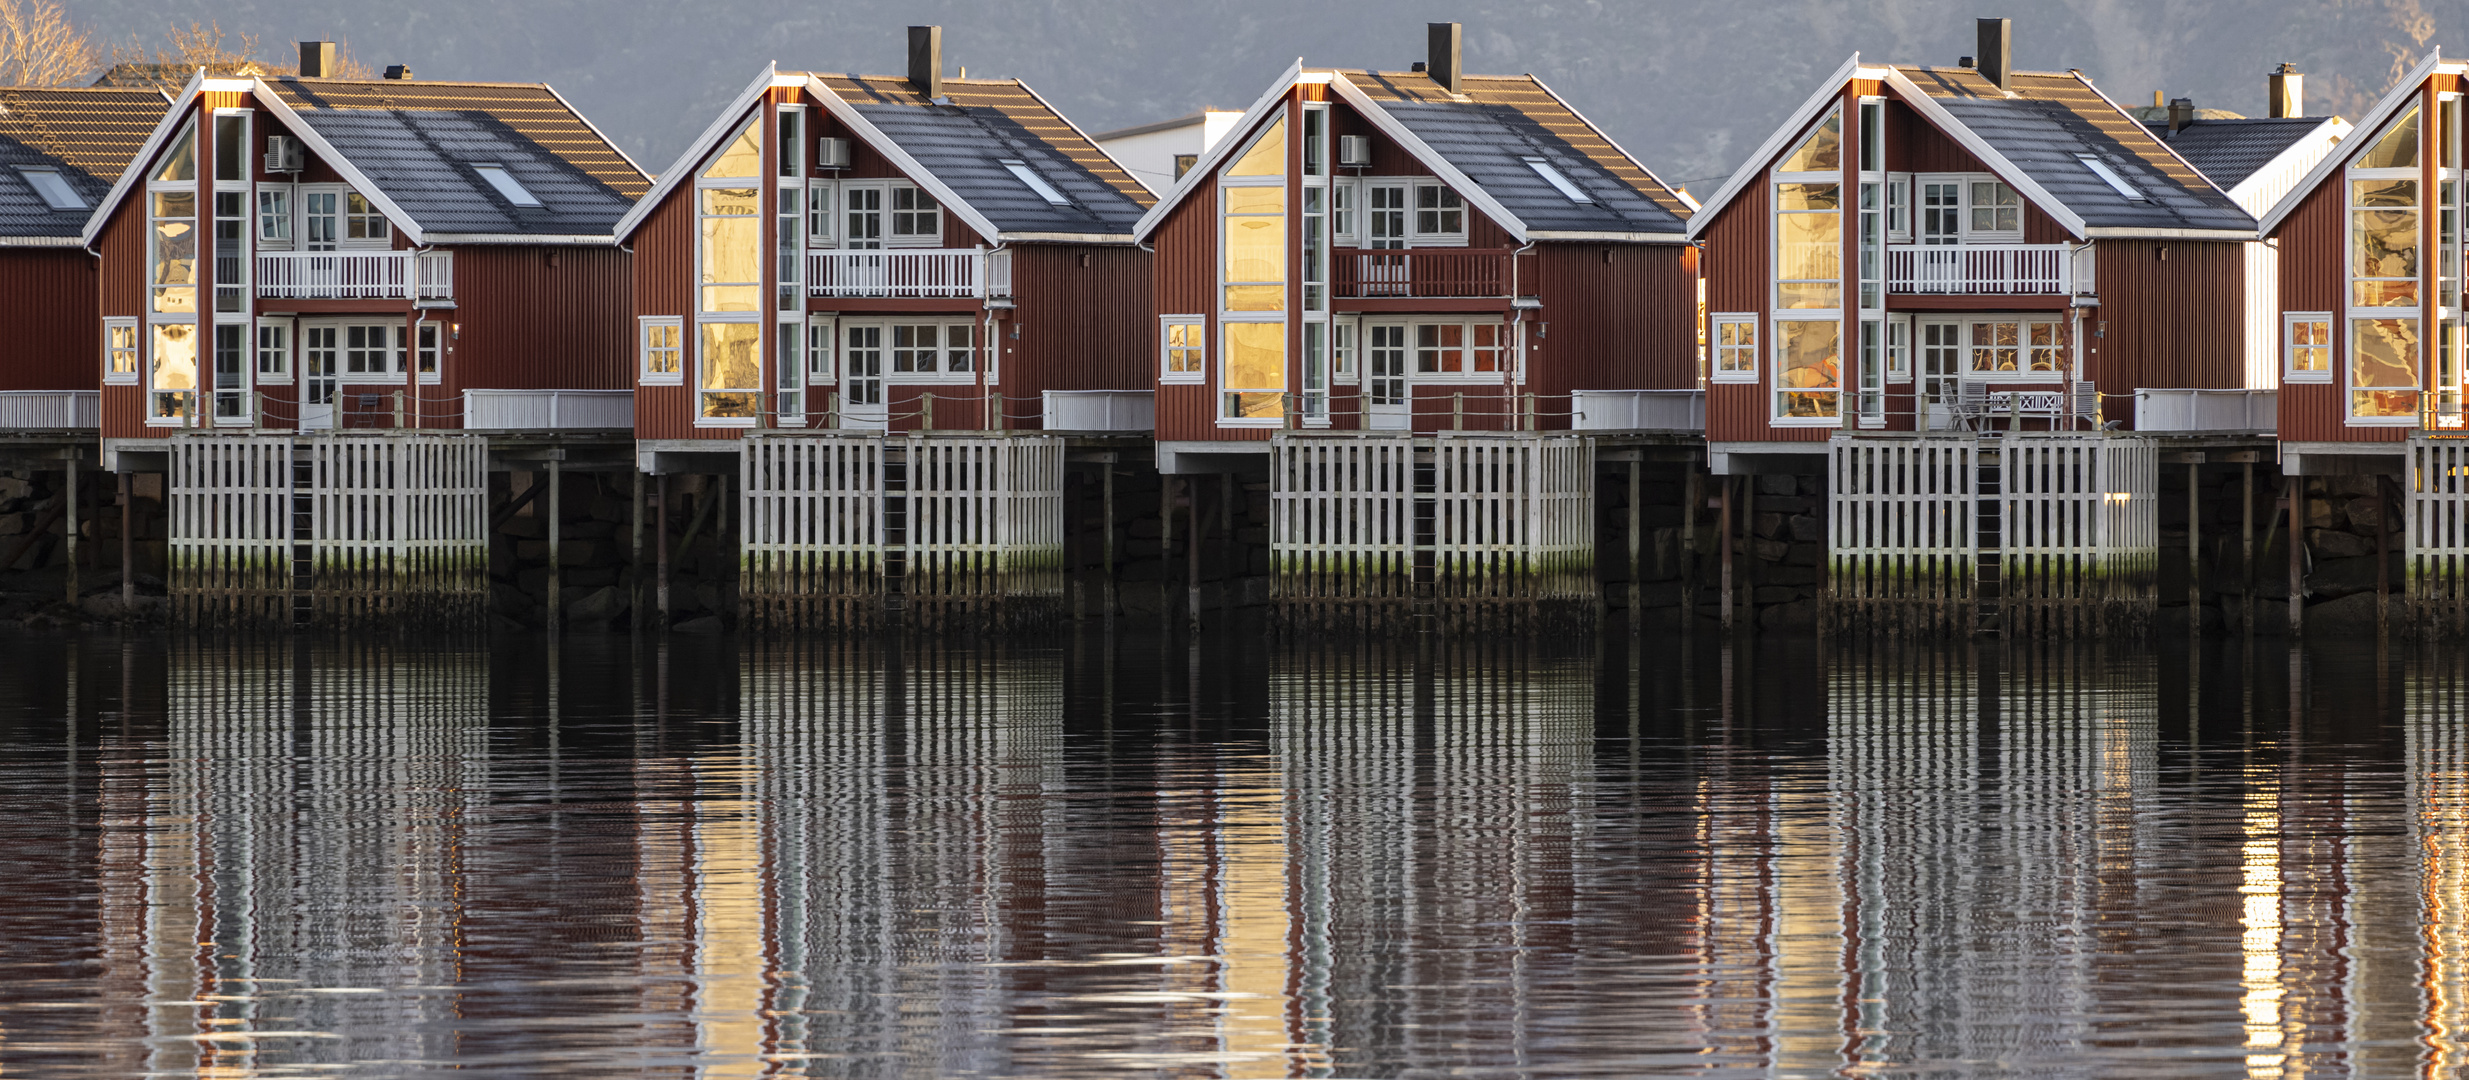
[
  {"xmin": 2076, "ymin": 155, "xmax": 2144, "ymax": 201},
  {"xmin": 18, "ymin": 167, "xmax": 82, "ymax": 210},
  {"xmin": 472, "ymin": 163, "xmax": 541, "ymax": 207},
  {"xmin": 1523, "ymin": 156, "xmax": 1592, "ymax": 203},
  {"xmin": 1001, "ymin": 159, "xmax": 1070, "ymax": 206}
]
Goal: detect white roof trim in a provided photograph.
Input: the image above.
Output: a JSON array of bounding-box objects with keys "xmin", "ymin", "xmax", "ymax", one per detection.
[
  {"xmin": 2079, "ymin": 227, "xmax": 2259, "ymax": 240},
  {"xmin": 1131, "ymin": 58, "xmax": 1304, "ymax": 241},
  {"xmin": 2260, "ymin": 49, "xmax": 2455, "ymax": 234},
  {"xmin": 78, "ymin": 70, "xmax": 205, "ymax": 247},
  {"xmin": 1881, "ymin": 67, "xmax": 2090, "ymax": 239},
  {"xmin": 1528, "ymin": 230, "xmax": 1689, "ymax": 243},
  {"xmin": 421, "ymin": 233, "xmax": 621, "ymax": 245},
  {"xmin": 1685, "ymin": 54, "xmax": 1867, "ymax": 238},
  {"xmin": 1326, "ymin": 72, "xmax": 1533, "ymax": 244},
  {"xmin": 613, "ymin": 65, "xmax": 776, "ymax": 241},
  {"xmin": 245, "ymin": 77, "xmax": 431, "ymax": 244},
  {"xmin": 2223, "ymin": 116, "xmax": 2353, "ymax": 218},
  {"xmin": 1002, "ymin": 231, "xmax": 1137, "ymax": 243},
  {"xmin": 800, "ymin": 75, "xmax": 1007, "ymax": 244},
  {"xmin": 1527, "ymin": 74, "xmax": 1698, "ymax": 213},
  {"xmin": 0, "ymin": 235, "xmax": 81, "ymax": 247}
]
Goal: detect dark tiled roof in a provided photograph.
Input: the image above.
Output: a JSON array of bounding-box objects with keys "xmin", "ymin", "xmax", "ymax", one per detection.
[
  {"xmin": 265, "ymin": 78, "xmax": 646, "ymax": 238},
  {"xmin": 0, "ymin": 86, "xmax": 168, "ymax": 238},
  {"xmin": 1899, "ymin": 67, "xmax": 2254, "ymax": 233},
  {"xmin": 1341, "ymin": 70, "xmax": 1690, "ymax": 235},
  {"xmin": 2139, "ymin": 117, "xmax": 2330, "ymax": 190},
  {"xmin": 818, "ymin": 75, "xmax": 1153, "ymax": 237}
]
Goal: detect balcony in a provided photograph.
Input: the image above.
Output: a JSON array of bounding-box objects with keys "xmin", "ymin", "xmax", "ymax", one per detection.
[
  {"xmin": 257, "ymin": 251, "xmax": 453, "ymax": 302},
  {"xmin": 1333, "ymin": 248, "xmax": 1524, "ymax": 300},
  {"xmin": 807, "ymin": 248, "xmax": 1008, "ymax": 299},
  {"xmin": 1884, "ymin": 243, "xmax": 2086, "ymax": 296},
  {"xmin": 464, "ymin": 389, "xmax": 634, "ymax": 431},
  {"xmin": 0, "ymin": 390, "xmax": 98, "ymax": 430}
]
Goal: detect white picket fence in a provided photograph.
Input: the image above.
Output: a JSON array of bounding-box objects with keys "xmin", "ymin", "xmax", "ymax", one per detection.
[
  {"xmin": 1828, "ymin": 437, "xmax": 1978, "ymax": 634},
  {"xmin": 2408, "ymin": 438, "xmax": 2469, "ymax": 633},
  {"xmin": 464, "ymin": 389, "xmax": 634, "ymax": 430},
  {"xmin": 1271, "ymin": 435, "xmax": 1418, "ymax": 605},
  {"xmin": 739, "ymin": 433, "xmax": 1063, "ymax": 627},
  {"xmin": 1997, "ymin": 435, "xmax": 2158, "ymax": 634},
  {"xmin": 168, "ymin": 434, "xmax": 487, "ymax": 626},
  {"xmin": 0, "ymin": 390, "xmax": 98, "ymax": 429},
  {"xmin": 1269, "ymin": 433, "xmax": 1593, "ymax": 624},
  {"xmin": 1825, "ymin": 435, "xmax": 2156, "ymax": 635},
  {"xmin": 168, "ymin": 435, "xmax": 296, "ymax": 625}
]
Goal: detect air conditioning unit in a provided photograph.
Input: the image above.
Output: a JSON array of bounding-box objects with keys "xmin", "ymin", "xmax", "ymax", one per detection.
[
  {"xmin": 1338, "ymin": 135, "xmax": 1371, "ymax": 168},
  {"xmin": 264, "ymin": 135, "xmax": 303, "ymax": 173},
  {"xmin": 814, "ymin": 137, "xmax": 851, "ymax": 170}
]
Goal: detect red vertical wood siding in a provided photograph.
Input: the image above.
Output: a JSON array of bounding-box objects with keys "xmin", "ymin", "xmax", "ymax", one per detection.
[
  {"xmin": 1527, "ymin": 243, "xmax": 1697, "ymax": 409},
  {"xmin": 1702, "ymin": 165, "xmax": 1790, "ymax": 442},
  {"xmin": 630, "ymin": 164, "xmax": 708, "ymax": 441},
  {"xmin": 2273, "ymin": 172, "xmax": 2360, "ymax": 442},
  {"xmin": 1154, "ymin": 169, "xmax": 1219, "ymax": 443},
  {"xmin": 451, "ymin": 245, "xmax": 632, "ymax": 393},
  {"xmin": 1, "ymin": 250, "xmax": 101, "ymax": 393},
  {"xmin": 1006, "ymin": 243, "xmax": 1153, "ymax": 430},
  {"xmin": 2090, "ymin": 241, "xmax": 2247, "ymax": 420},
  {"xmin": 98, "ymin": 196, "xmax": 146, "ymax": 440}
]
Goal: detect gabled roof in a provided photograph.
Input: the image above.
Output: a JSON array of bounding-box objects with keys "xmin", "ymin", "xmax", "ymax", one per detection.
[
  {"xmin": 0, "ymin": 86, "xmax": 168, "ymax": 244},
  {"xmin": 1132, "ymin": 61, "xmax": 1693, "ymax": 244},
  {"xmin": 2145, "ymin": 117, "xmax": 2342, "ymax": 190},
  {"xmin": 2261, "ymin": 49, "xmax": 2462, "ymax": 235},
  {"xmin": 616, "ymin": 65, "xmax": 1152, "ymax": 246},
  {"xmin": 1689, "ymin": 56, "xmax": 2255, "ymax": 241},
  {"xmin": 81, "ymin": 73, "xmax": 646, "ymax": 247}
]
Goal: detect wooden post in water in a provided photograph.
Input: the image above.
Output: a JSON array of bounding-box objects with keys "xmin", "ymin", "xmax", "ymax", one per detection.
[
  {"xmin": 1161, "ymin": 475, "xmax": 1176, "ymax": 620},
  {"xmin": 119, "ymin": 472, "xmax": 133, "ymax": 609},
  {"xmin": 2289, "ymin": 476, "xmax": 2304, "ymax": 637},
  {"xmin": 546, "ymin": 460, "xmax": 562, "ymax": 630},
  {"xmin": 1683, "ymin": 467, "xmax": 1700, "ymax": 630},
  {"xmin": 1187, "ymin": 476, "xmax": 1204, "ymax": 629},
  {"xmin": 63, "ymin": 454, "xmax": 77, "ymax": 608},
  {"xmin": 1627, "ymin": 459, "xmax": 1642, "ymax": 633},
  {"xmin": 631, "ymin": 469, "xmax": 645, "ymax": 631},
  {"xmin": 1220, "ymin": 472, "xmax": 1236, "ymax": 613},
  {"xmin": 2242, "ymin": 461, "xmax": 2254, "ymax": 633},
  {"xmin": 1719, "ymin": 475, "xmax": 1734, "ymax": 633},
  {"xmin": 656, "ymin": 473, "xmax": 671, "ymax": 627},
  {"xmin": 2378, "ymin": 476, "xmax": 2391, "ymax": 637},
  {"xmin": 1102, "ymin": 460, "xmax": 1117, "ymax": 617},
  {"xmin": 2188, "ymin": 460, "xmax": 2201, "ymax": 637}
]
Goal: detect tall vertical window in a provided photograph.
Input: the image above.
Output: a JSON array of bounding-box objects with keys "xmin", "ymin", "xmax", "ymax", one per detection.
[
  {"xmin": 1220, "ymin": 113, "xmax": 1287, "ymax": 422},
  {"xmin": 212, "ymin": 324, "xmax": 247, "ymax": 421},
  {"xmin": 1858, "ymin": 98, "xmax": 1884, "ymax": 422},
  {"xmin": 805, "ymin": 315, "xmax": 834, "ymax": 383},
  {"xmin": 775, "ymin": 317, "xmax": 803, "ymax": 422},
  {"xmin": 1331, "ymin": 179, "xmax": 1357, "ymax": 244},
  {"xmin": 2348, "ymin": 106, "xmax": 2423, "ymax": 422},
  {"xmin": 213, "ymin": 112, "xmax": 249, "ymax": 315},
  {"xmin": 697, "ymin": 117, "xmax": 764, "ymax": 423},
  {"xmin": 778, "ymin": 106, "xmax": 805, "ymax": 311},
  {"xmin": 417, "ymin": 322, "xmax": 442, "ymax": 379},
  {"xmin": 150, "ymin": 323, "xmax": 197, "ymax": 423},
  {"xmin": 1367, "ymin": 183, "xmax": 1406, "ymax": 248},
  {"xmin": 147, "ymin": 119, "xmax": 198, "ymax": 422},
  {"xmin": 1772, "ymin": 109, "xmax": 1842, "ymax": 422},
  {"xmin": 1301, "ymin": 104, "xmax": 1330, "ymax": 420}
]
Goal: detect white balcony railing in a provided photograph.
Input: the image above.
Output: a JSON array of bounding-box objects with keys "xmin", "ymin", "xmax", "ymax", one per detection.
[
  {"xmin": 256, "ymin": 250, "xmax": 453, "ymax": 301},
  {"xmin": 2133, "ymin": 388, "xmax": 2277, "ymax": 433},
  {"xmin": 1884, "ymin": 243, "xmax": 2080, "ymax": 295},
  {"xmin": 1042, "ymin": 389, "xmax": 1154, "ymax": 432},
  {"xmin": 464, "ymin": 389, "xmax": 633, "ymax": 431},
  {"xmin": 808, "ymin": 248, "xmax": 1007, "ymax": 299},
  {"xmin": 1572, "ymin": 389, "xmax": 1706, "ymax": 431},
  {"xmin": 0, "ymin": 390, "xmax": 99, "ymax": 430}
]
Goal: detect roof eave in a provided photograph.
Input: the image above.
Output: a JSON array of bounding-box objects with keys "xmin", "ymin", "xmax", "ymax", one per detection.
[
  {"xmin": 1131, "ymin": 58, "xmax": 1305, "ymax": 242},
  {"xmin": 2081, "ymin": 227, "xmax": 2258, "ymax": 240},
  {"xmin": 614, "ymin": 64, "xmax": 777, "ymax": 241},
  {"xmin": 79, "ymin": 70, "xmax": 206, "ymax": 248},
  {"xmin": 997, "ymin": 231, "xmax": 1139, "ymax": 244},
  {"xmin": 2223, "ymin": 116, "xmax": 2354, "ymax": 217},
  {"xmin": 0, "ymin": 235, "xmax": 84, "ymax": 247},
  {"xmin": 2261, "ymin": 49, "xmax": 2452, "ymax": 235},
  {"xmin": 419, "ymin": 233, "xmax": 621, "ymax": 246},
  {"xmin": 1526, "ymin": 230, "xmax": 1690, "ymax": 243},
  {"xmin": 1685, "ymin": 55, "xmax": 1870, "ymax": 238}
]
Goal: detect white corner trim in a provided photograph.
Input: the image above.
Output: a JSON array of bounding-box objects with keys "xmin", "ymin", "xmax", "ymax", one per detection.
[{"xmin": 1131, "ymin": 58, "xmax": 1305, "ymax": 242}]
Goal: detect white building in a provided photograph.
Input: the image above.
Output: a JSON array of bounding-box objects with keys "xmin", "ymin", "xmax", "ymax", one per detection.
[{"xmin": 1092, "ymin": 108, "xmax": 1245, "ymax": 194}]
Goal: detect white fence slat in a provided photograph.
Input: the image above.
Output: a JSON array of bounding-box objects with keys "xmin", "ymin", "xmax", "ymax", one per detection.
[{"xmin": 2410, "ymin": 438, "xmax": 2469, "ymax": 634}]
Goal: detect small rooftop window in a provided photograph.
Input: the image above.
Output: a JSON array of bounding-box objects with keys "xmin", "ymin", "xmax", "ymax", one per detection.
[
  {"xmin": 1001, "ymin": 159, "xmax": 1070, "ymax": 206},
  {"xmin": 1523, "ymin": 156, "xmax": 1592, "ymax": 203},
  {"xmin": 472, "ymin": 163, "xmax": 541, "ymax": 207},
  {"xmin": 18, "ymin": 167, "xmax": 83, "ymax": 210},
  {"xmin": 2077, "ymin": 155, "xmax": 2144, "ymax": 201}
]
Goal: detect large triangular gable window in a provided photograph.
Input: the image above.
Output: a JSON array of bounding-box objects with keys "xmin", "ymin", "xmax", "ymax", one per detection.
[
  {"xmin": 1217, "ymin": 114, "xmax": 1288, "ymax": 424},
  {"xmin": 1770, "ymin": 107, "xmax": 1843, "ymax": 424}
]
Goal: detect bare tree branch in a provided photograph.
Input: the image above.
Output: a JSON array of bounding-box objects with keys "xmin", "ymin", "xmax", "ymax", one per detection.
[{"xmin": 0, "ymin": 0, "xmax": 97, "ymax": 87}]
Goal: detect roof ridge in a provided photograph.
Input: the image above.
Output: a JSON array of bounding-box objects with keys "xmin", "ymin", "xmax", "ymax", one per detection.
[{"xmin": 271, "ymin": 76, "xmax": 555, "ymax": 92}]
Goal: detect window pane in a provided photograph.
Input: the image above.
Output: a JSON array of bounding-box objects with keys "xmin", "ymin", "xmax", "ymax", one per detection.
[
  {"xmin": 1225, "ymin": 322, "xmax": 1285, "ymax": 390},
  {"xmin": 2352, "ymin": 208, "xmax": 2420, "ymax": 280},
  {"xmin": 1776, "ymin": 211, "xmax": 1840, "ymax": 280},
  {"xmin": 1777, "ymin": 283, "xmax": 1841, "ymax": 310},
  {"xmin": 1778, "ymin": 321, "xmax": 1840, "ymax": 390},
  {"xmin": 700, "ymin": 322, "xmax": 761, "ymax": 417},
  {"xmin": 700, "ymin": 216, "xmax": 760, "ymax": 312},
  {"xmin": 1780, "ymin": 113, "xmax": 1839, "ymax": 173},
  {"xmin": 704, "ymin": 119, "xmax": 762, "ymax": 178},
  {"xmin": 1228, "ymin": 117, "xmax": 1286, "ymax": 178},
  {"xmin": 2359, "ymin": 107, "xmax": 2420, "ymax": 171},
  {"xmin": 1777, "ymin": 183, "xmax": 1839, "ymax": 211},
  {"xmin": 2352, "ymin": 178, "xmax": 2417, "ymax": 207},
  {"xmin": 153, "ymin": 123, "xmax": 195, "ymax": 182}
]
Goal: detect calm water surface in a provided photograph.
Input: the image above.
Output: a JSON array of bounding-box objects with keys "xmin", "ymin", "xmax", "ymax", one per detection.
[{"xmin": 0, "ymin": 623, "xmax": 2463, "ymax": 1077}]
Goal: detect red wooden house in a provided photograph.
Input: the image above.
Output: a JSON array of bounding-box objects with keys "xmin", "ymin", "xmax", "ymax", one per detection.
[
  {"xmin": 2258, "ymin": 50, "xmax": 2467, "ymax": 473},
  {"xmin": 0, "ymin": 87, "xmax": 168, "ymax": 436},
  {"xmin": 1687, "ymin": 22, "xmax": 2263, "ymax": 469},
  {"xmin": 614, "ymin": 28, "xmax": 1155, "ymax": 454},
  {"xmin": 82, "ymin": 53, "xmax": 647, "ymax": 467},
  {"xmin": 1129, "ymin": 25, "xmax": 1701, "ymax": 474}
]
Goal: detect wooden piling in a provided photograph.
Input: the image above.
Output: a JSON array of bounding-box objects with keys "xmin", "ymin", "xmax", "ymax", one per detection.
[
  {"xmin": 656, "ymin": 473, "xmax": 671, "ymax": 627},
  {"xmin": 1102, "ymin": 461, "xmax": 1116, "ymax": 617},
  {"xmin": 1628, "ymin": 459, "xmax": 1641, "ymax": 633},
  {"xmin": 2289, "ymin": 476, "xmax": 2304, "ymax": 638},
  {"xmin": 1719, "ymin": 475, "xmax": 1733, "ymax": 633},
  {"xmin": 547, "ymin": 461, "xmax": 562, "ymax": 630},
  {"xmin": 631, "ymin": 469, "xmax": 644, "ymax": 631},
  {"xmin": 119, "ymin": 471, "xmax": 133, "ymax": 609},
  {"xmin": 2188, "ymin": 460, "xmax": 2200, "ymax": 636},
  {"xmin": 64, "ymin": 455, "xmax": 77, "ymax": 608},
  {"xmin": 2242, "ymin": 461, "xmax": 2254, "ymax": 634}
]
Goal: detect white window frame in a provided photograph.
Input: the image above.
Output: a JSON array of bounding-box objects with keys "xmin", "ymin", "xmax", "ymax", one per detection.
[
  {"xmin": 1885, "ymin": 313, "xmax": 1912, "ymax": 383},
  {"xmin": 639, "ymin": 315, "xmax": 683, "ymax": 385},
  {"xmin": 1364, "ymin": 180, "xmax": 1407, "ymax": 249},
  {"xmin": 1957, "ymin": 316, "xmax": 2066, "ymax": 380},
  {"xmin": 1710, "ymin": 313, "xmax": 1757, "ymax": 383},
  {"xmin": 2284, "ymin": 311, "xmax": 2334, "ymax": 384},
  {"xmin": 331, "ymin": 321, "xmax": 405, "ymax": 378},
  {"xmin": 1160, "ymin": 314, "xmax": 1205, "ymax": 384},
  {"xmin": 1218, "ymin": 111, "xmax": 1289, "ymax": 425},
  {"xmin": 208, "ymin": 319, "xmax": 252, "ymax": 425},
  {"xmin": 774, "ymin": 315, "xmax": 805, "ymax": 426},
  {"xmin": 696, "ymin": 124, "xmax": 764, "ymax": 317},
  {"xmin": 103, "ymin": 317, "xmax": 139, "ymax": 385},
  {"xmin": 297, "ymin": 183, "xmax": 340, "ymax": 251},
  {"xmin": 1331, "ymin": 177, "xmax": 1358, "ymax": 245},
  {"xmin": 144, "ymin": 320, "xmax": 198, "ymax": 425},
  {"xmin": 695, "ymin": 316, "xmax": 762, "ymax": 427},
  {"xmin": 1962, "ymin": 176, "xmax": 2024, "ymax": 242},
  {"xmin": 211, "ymin": 109, "xmax": 252, "ymax": 318},
  {"xmin": 886, "ymin": 183, "xmax": 942, "ymax": 248},
  {"xmin": 255, "ymin": 181, "xmax": 292, "ymax": 251},
  {"xmin": 1406, "ymin": 318, "xmax": 1513, "ymax": 381},
  {"xmin": 1410, "ymin": 180, "xmax": 1467, "ymax": 247},
  {"xmin": 255, "ymin": 317, "xmax": 291, "ymax": 384},
  {"xmin": 340, "ymin": 188, "xmax": 392, "ymax": 250},
  {"xmin": 838, "ymin": 317, "xmax": 979, "ymax": 383},
  {"xmin": 806, "ymin": 314, "xmax": 836, "ymax": 384},
  {"xmin": 1332, "ymin": 317, "xmax": 1358, "ymax": 385},
  {"xmin": 1771, "ymin": 107, "xmax": 1843, "ymax": 425},
  {"xmin": 2346, "ymin": 105, "xmax": 2425, "ymax": 426},
  {"xmin": 1886, "ymin": 172, "xmax": 1913, "ymax": 243},
  {"xmin": 806, "ymin": 178, "xmax": 836, "ymax": 248}
]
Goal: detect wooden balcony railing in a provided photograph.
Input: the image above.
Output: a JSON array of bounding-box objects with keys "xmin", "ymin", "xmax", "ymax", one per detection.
[
  {"xmin": 1333, "ymin": 248, "xmax": 1522, "ymax": 299},
  {"xmin": 1884, "ymin": 243, "xmax": 2083, "ymax": 295}
]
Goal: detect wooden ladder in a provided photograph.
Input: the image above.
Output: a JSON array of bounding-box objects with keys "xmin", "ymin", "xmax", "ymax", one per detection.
[
  {"xmin": 1975, "ymin": 443, "xmax": 2003, "ymax": 632},
  {"xmin": 288, "ymin": 441, "xmax": 314, "ymax": 627}
]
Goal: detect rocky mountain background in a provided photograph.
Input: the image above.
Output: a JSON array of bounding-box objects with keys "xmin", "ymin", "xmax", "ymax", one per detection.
[{"xmin": 73, "ymin": 0, "xmax": 2451, "ymax": 196}]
